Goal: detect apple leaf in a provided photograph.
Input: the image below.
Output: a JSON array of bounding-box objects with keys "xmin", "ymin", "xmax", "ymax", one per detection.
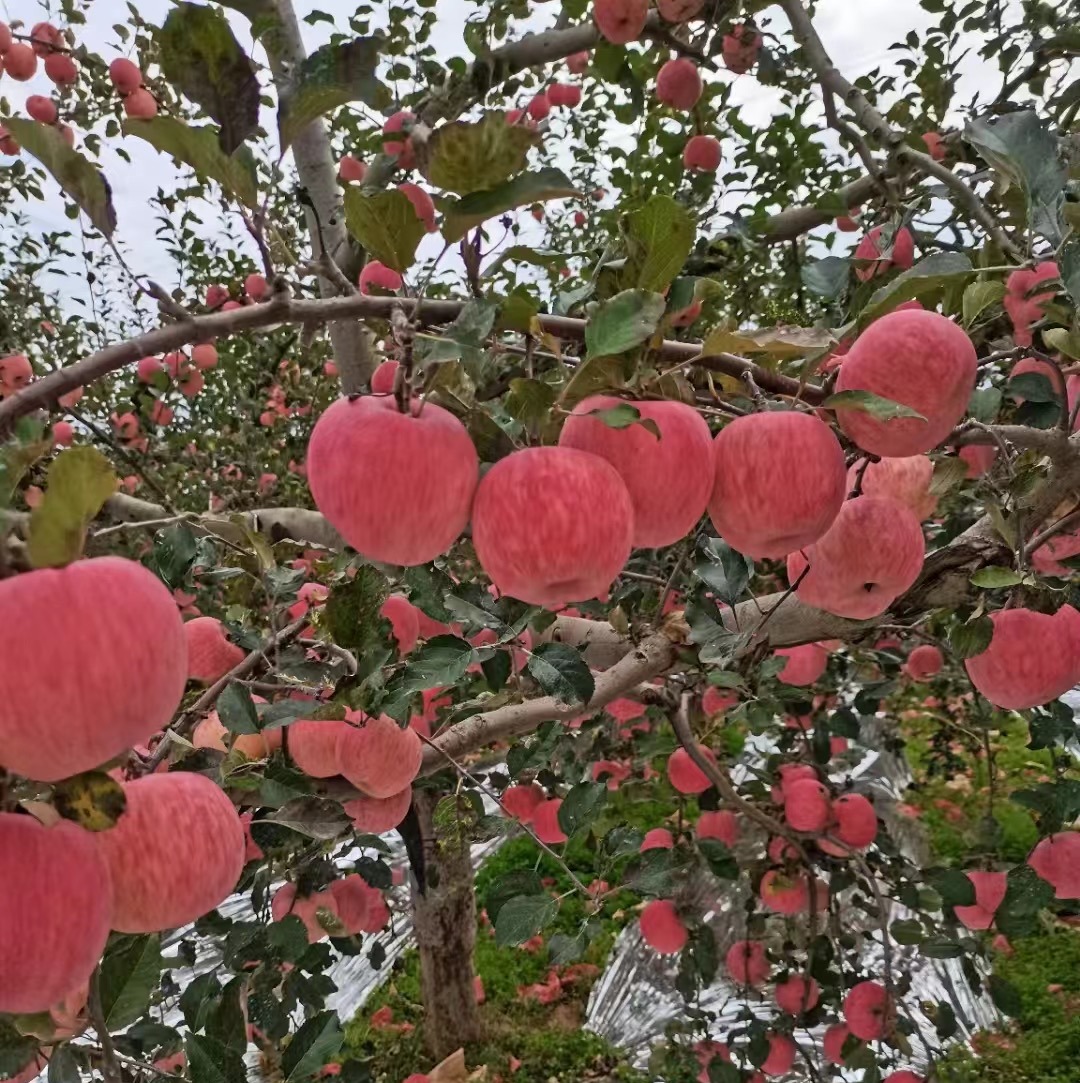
[
  {"xmin": 278, "ymin": 38, "xmax": 390, "ymax": 150},
  {"xmin": 859, "ymin": 252, "xmax": 975, "ymax": 322},
  {"xmin": 585, "ymin": 289, "xmax": 666, "ymax": 358},
  {"xmin": 441, "ymin": 167, "xmax": 578, "ymax": 243},
  {"xmin": 343, "ymin": 187, "xmax": 426, "ymax": 272},
  {"xmin": 622, "ymin": 194, "xmax": 697, "ymax": 292},
  {"xmin": 1, "ymin": 118, "xmax": 116, "ymax": 236},
  {"xmin": 159, "ymin": 2, "xmax": 261, "ymax": 154},
  {"xmin": 52, "ymin": 770, "xmax": 127, "ymax": 832},
  {"xmin": 822, "ymin": 389, "xmax": 927, "ymax": 422},
  {"xmin": 559, "ymin": 354, "xmax": 631, "ymax": 407},
  {"xmin": 962, "ymin": 279, "xmax": 1006, "ymax": 327},
  {"xmin": 124, "ymin": 117, "xmax": 259, "ymax": 208},
  {"xmin": 422, "ymin": 111, "xmax": 539, "ymax": 195},
  {"xmin": 585, "ymin": 403, "xmax": 661, "ymax": 439},
  {"xmin": 28, "ymin": 446, "xmax": 117, "ymax": 568}
]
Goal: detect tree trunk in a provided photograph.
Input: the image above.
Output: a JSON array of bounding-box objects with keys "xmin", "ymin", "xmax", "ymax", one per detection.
[
  {"xmin": 264, "ymin": 0, "xmax": 373, "ymax": 393},
  {"xmin": 410, "ymin": 788, "xmax": 483, "ymax": 1058}
]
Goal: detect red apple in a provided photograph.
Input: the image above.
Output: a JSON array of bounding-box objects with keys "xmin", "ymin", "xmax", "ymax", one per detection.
[
  {"xmin": 843, "ymin": 980, "xmax": 892, "ymax": 1040},
  {"xmin": 667, "ymin": 744, "xmax": 716, "ymax": 794},
  {"xmin": 904, "ymin": 644, "xmax": 943, "ymax": 680},
  {"xmin": 343, "ymin": 787, "xmax": 413, "ymax": 833},
  {"xmin": 593, "ymin": 0, "xmax": 649, "ymax": 43},
  {"xmin": 185, "ymin": 616, "xmax": 245, "ymax": 683},
  {"xmin": 337, "ymin": 714, "xmax": 422, "ymax": 798},
  {"xmin": 725, "ymin": 939, "xmax": 770, "ymax": 985},
  {"xmin": 954, "ymin": 870, "xmax": 1007, "ymax": 930},
  {"xmin": 532, "ymin": 798, "xmax": 568, "ymax": 843},
  {"xmin": 501, "ymin": 783, "xmax": 546, "ymax": 823},
  {"xmin": 639, "ymin": 898, "xmax": 687, "ymax": 954},
  {"xmin": 774, "ymin": 643, "xmax": 830, "ymax": 686},
  {"xmin": 655, "ymin": 58, "xmax": 702, "ymax": 110},
  {"xmin": 1004, "ymin": 263, "xmax": 1059, "ymax": 348},
  {"xmin": 641, "ymin": 828, "xmax": 675, "ymax": 851},
  {"xmin": 760, "ymin": 1034, "xmax": 796, "ymax": 1077},
  {"xmin": 851, "ymin": 455, "xmax": 937, "ymax": 521},
  {"xmin": 722, "ymin": 23, "xmax": 761, "ymax": 74},
  {"xmin": 1028, "ymin": 832, "xmax": 1080, "ymax": 899},
  {"xmin": 823, "ymin": 1023, "xmax": 852, "ymax": 1065},
  {"xmin": 696, "ymin": 810, "xmax": 738, "ymax": 846},
  {"xmin": 775, "ymin": 974, "xmax": 820, "ymax": 1014},
  {"xmin": 854, "ymin": 225, "xmax": 915, "ymax": 281},
  {"xmin": 683, "ymin": 134, "xmax": 721, "ymax": 172},
  {"xmin": 784, "ymin": 778, "xmax": 831, "ymax": 832}
]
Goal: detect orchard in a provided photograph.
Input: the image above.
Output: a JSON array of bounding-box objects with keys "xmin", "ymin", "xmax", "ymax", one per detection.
[{"xmin": 1, "ymin": 1, "xmax": 1080, "ymax": 1082}]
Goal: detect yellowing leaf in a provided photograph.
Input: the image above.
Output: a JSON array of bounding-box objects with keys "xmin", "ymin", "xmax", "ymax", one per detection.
[
  {"xmin": 422, "ymin": 112, "xmax": 538, "ymax": 195},
  {"xmin": 343, "ymin": 187, "xmax": 426, "ymax": 273},
  {"xmin": 53, "ymin": 770, "xmax": 127, "ymax": 831},
  {"xmin": 28, "ymin": 447, "xmax": 117, "ymax": 568}
]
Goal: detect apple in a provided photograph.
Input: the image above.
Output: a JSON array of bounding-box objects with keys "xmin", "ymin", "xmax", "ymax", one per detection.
[
  {"xmin": 339, "ymin": 155, "xmax": 367, "ymax": 182},
  {"xmin": 786, "ymin": 496, "xmax": 925, "ymax": 619},
  {"xmin": 593, "ymin": 0, "xmax": 649, "ymax": 43},
  {"xmin": 709, "ymin": 411, "xmax": 847, "ymax": 558},
  {"xmin": 307, "ymin": 395, "xmax": 479, "ymax": 566},
  {"xmin": 398, "ymin": 182, "xmax": 437, "ymax": 232},
  {"xmin": 97, "ymin": 772, "xmax": 245, "ymax": 933},
  {"xmin": 640, "ymin": 828, "xmax": 675, "ymax": 851},
  {"xmin": 358, "ymin": 260, "xmax": 403, "ymax": 295},
  {"xmin": 904, "ymin": 644, "xmax": 943, "ymax": 679},
  {"xmin": 501, "ymin": 783, "xmax": 546, "ymax": 823},
  {"xmin": 851, "ymin": 455, "xmax": 937, "ymax": 521},
  {"xmin": 823, "ymin": 1023, "xmax": 852, "ymax": 1065},
  {"xmin": 272, "ymin": 882, "xmax": 339, "ymax": 942},
  {"xmin": 382, "ymin": 110, "xmax": 416, "ymax": 168},
  {"xmin": 45, "ymin": 52, "xmax": 78, "ymax": 84},
  {"xmin": 343, "ymin": 787, "xmax": 413, "ymax": 833},
  {"xmin": 834, "ymin": 309, "xmax": 978, "ymax": 456},
  {"xmin": 0, "ymin": 814, "xmax": 112, "ymax": 1013},
  {"xmin": 964, "ymin": 605, "xmax": 1080, "ymax": 709},
  {"xmin": 683, "ymin": 134, "xmax": 721, "ymax": 172},
  {"xmin": 953, "ymin": 870, "xmax": 1007, "ymax": 930},
  {"xmin": 696, "ymin": 810, "xmax": 738, "ymax": 846},
  {"xmin": 532, "ymin": 798, "xmax": 568, "ymax": 843},
  {"xmin": 337, "ymin": 714, "xmax": 423, "ymax": 798},
  {"xmin": 760, "ymin": 1034, "xmax": 796, "ymax": 1077},
  {"xmin": 830, "ymin": 793, "xmax": 878, "ymax": 849},
  {"xmin": 0, "ymin": 353, "xmax": 34, "ymax": 395},
  {"xmin": 667, "ymin": 745, "xmax": 716, "ymax": 794},
  {"xmin": 287, "ymin": 719, "xmax": 350, "ymax": 777},
  {"xmin": 725, "ymin": 939, "xmax": 770, "ymax": 985},
  {"xmin": 0, "ymin": 558, "xmax": 187, "ymax": 782},
  {"xmin": 854, "ymin": 225, "xmax": 915, "ymax": 281},
  {"xmin": 371, "ymin": 359, "xmax": 400, "ymax": 394},
  {"xmin": 658, "ymin": 0, "xmax": 704, "ymax": 21},
  {"xmin": 639, "ymin": 898, "xmax": 687, "ymax": 954},
  {"xmin": 784, "ymin": 777, "xmax": 831, "ymax": 831},
  {"xmin": 381, "ymin": 594, "xmax": 420, "ymax": 654},
  {"xmin": 1004, "ymin": 263, "xmax": 1059, "ymax": 348},
  {"xmin": 1028, "ymin": 832, "xmax": 1080, "ymax": 899},
  {"xmin": 184, "ymin": 616, "xmax": 246, "ymax": 683},
  {"xmin": 558, "ymin": 394, "xmax": 713, "ymax": 548},
  {"xmin": 471, "ymin": 446, "xmax": 633, "ymax": 605},
  {"xmin": 775, "ymin": 974, "xmax": 820, "ymax": 1014},
  {"xmin": 5, "ymin": 43, "xmax": 39, "ymax": 80},
  {"xmin": 843, "ymin": 980, "xmax": 892, "ymax": 1040},
  {"xmin": 655, "ymin": 58, "xmax": 702, "ymax": 110},
  {"xmin": 773, "ymin": 643, "xmax": 830, "ymax": 686}
]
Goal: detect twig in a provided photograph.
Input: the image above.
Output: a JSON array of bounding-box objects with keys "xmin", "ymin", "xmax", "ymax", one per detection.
[
  {"xmin": 89, "ymin": 969, "xmax": 122, "ymax": 1083},
  {"xmin": 297, "ymin": 637, "xmax": 359, "ymax": 674},
  {"xmin": 93, "ymin": 512, "xmax": 198, "ymax": 539}
]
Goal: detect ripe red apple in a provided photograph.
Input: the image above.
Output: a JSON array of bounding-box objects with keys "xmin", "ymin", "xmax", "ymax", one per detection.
[
  {"xmin": 0, "ymin": 558, "xmax": 187, "ymax": 782},
  {"xmin": 958, "ymin": 444, "xmax": 996, "ymax": 477},
  {"xmin": 472, "ymin": 446, "xmax": 633, "ymax": 605},
  {"xmin": 759, "ymin": 869, "xmax": 827, "ymax": 914},
  {"xmin": 52, "ymin": 420, "xmax": 74, "ymax": 446},
  {"xmin": 502, "ymin": 783, "xmax": 546, "ymax": 823},
  {"xmin": 382, "ymin": 110, "xmax": 416, "ymax": 168},
  {"xmin": 722, "ymin": 23, "xmax": 761, "ymax": 74},
  {"xmin": 702, "ymin": 687, "xmax": 738, "ymax": 717},
  {"xmin": 843, "ymin": 980, "xmax": 892, "ymax": 1040},
  {"xmin": 922, "ymin": 131, "xmax": 945, "ymax": 161},
  {"xmin": 30, "ymin": 22, "xmax": 64, "ymax": 55},
  {"xmin": 193, "ymin": 709, "xmax": 280, "ymax": 760},
  {"xmin": 97, "ymin": 772, "xmax": 245, "ymax": 933},
  {"xmin": 272, "ymin": 882, "xmax": 339, "ymax": 942},
  {"xmin": 45, "ymin": 52, "xmax": 78, "ymax": 84},
  {"xmin": 567, "ymin": 51, "xmax": 590, "ymax": 74},
  {"xmin": 27, "ymin": 95, "xmax": 59, "ymax": 125},
  {"xmin": 830, "ymin": 793, "xmax": 878, "ymax": 849},
  {"xmin": 244, "ymin": 273, "xmax": 268, "ymax": 301},
  {"xmin": 786, "ymin": 496, "xmax": 925, "ymax": 619},
  {"xmin": 192, "ymin": 343, "xmax": 218, "ymax": 370},
  {"xmin": 185, "ymin": 616, "xmax": 245, "ymax": 683},
  {"xmin": 640, "ymin": 828, "xmax": 675, "ymax": 851},
  {"xmin": 773, "ymin": 643, "xmax": 830, "ymax": 686},
  {"xmin": 1009, "ymin": 355, "xmax": 1064, "ymax": 401},
  {"xmin": 1028, "ymin": 832, "xmax": 1080, "ymax": 899},
  {"xmin": 548, "ymin": 83, "xmax": 582, "ymax": 108},
  {"xmin": 760, "ymin": 1034, "xmax": 796, "ymax": 1077},
  {"xmin": 953, "ymin": 870, "xmax": 1007, "ymax": 930},
  {"xmin": 398, "ymin": 182, "xmax": 437, "ymax": 232},
  {"xmin": 696, "ymin": 810, "xmax": 737, "ymax": 846},
  {"xmin": 5, "ymin": 43, "xmax": 39, "ymax": 80},
  {"xmin": 655, "ymin": 58, "xmax": 702, "ymax": 110},
  {"xmin": 124, "ymin": 89, "xmax": 158, "ymax": 118},
  {"xmin": 784, "ymin": 778, "xmax": 831, "ymax": 832},
  {"xmin": 823, "ymin": 1023, "xmax": 852, "ymax": 1065},
  {"xmin": 851, "ymin": 455, "xmax": 937, "ymax": 521},
  {"xmin": 964, "ymin": 605, "xmax": 1080, "ymax": 709},
  {"xmin": 657, "ymin": 0, "xmax": 704, "ymax": 21},
  {"xmin": 708, "ymin": 411, "xmax": 847, "ymax": 559},
  {"xmin": 307, "ymin": 395, "xmax": 479, "ymax": 566},
  {"xmin": 343, "ymin": 787, "xmax": 412, "ymax": 833},
  {"xmin": 593, "ymin": 759, "xmax": 631, "ymax": 789},
  {"xmin": 904, "ymin": 644, "xmax": 943, "ymax": 680},
  {"xmin": 137, "ymin": 355, "xmax": 162, "ymax": 382},
  {"xmin": 331, "ymin": 874, "xmax": 388, "ymax": 934},
  {"xmin": 725, "ymin": 939, "xmax": 770, "ymax": 985},
  {"xmin": 0, "ymin": 814, "xmax": 112, "ymax": 1013},
  {"xmin": 532, "ymin": 798, "xmax": 568, "ymax": 843},
  {"xmin": 667, "ymin": 744, "xmax": 716, "ymax": 794},
  {"xmin": 834, "ymin": 309, "xmax": 977, "ymax": 456},
  {"xmin": 528, "ymin": 93, "xmax": 551, "ymax": 120},
  {"xmin": 639, "ymin": 899, "xmax": 687, "ymax": 954},
  {"xmin": 205, "ymin": 283, "xmax": 230, "ymax": 309},
  {"xmin": 358, "ymin": 260, "xmax": 403, "ymax": 294},
  {"xmin": 0, "ymin": 353, "xmax": 33, "ymax": 395},
  {"xmin": 380, "ymin": 594, "xmax": 420, "ymax": 654},
  {"xmin": 287, "ymin": 719, "xmax": 350, "ymax": 777},
  {"xmin": 558, "ymin": 395, "xmax": 712, "ymax": 548},
  {"xmin": 883, "ymin": 1073, "xmax": 924, "ymax": 1083},
  {"xmin": 1030, "ymin": 528, "xmax": 1080, "ymax": 577},
  {"xmin": 775, "ymin": 974, "xmax": 820, "ymax": 1014},
  {"xmin": 1004, "ymin": 263, "xmax": 1059, "ymax": 347},
  {"xmin": 337, "ymin": 714, "xmax": 423, "ymax": 798},
  {"xmin": 371, "ymin": 359, "xmax": 399, "ymax": 394},
  {"xmin": 854, "ymin": 225, "xmax": 915, "ymax": 281},
  {"xmin": 683, "ymin": 134, "xmax": 721, "ymax": 172},
  {"xmin": 593, "ymin": 0, "xmax": 649, "ymax": 43}
]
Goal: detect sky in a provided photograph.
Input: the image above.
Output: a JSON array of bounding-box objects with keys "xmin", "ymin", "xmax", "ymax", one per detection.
[{"xmin": 0, "ymin": 0, "xmax": 1028, "ymax": 319}]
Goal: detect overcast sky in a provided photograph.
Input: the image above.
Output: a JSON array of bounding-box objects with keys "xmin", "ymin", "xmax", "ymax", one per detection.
[{"xmin": 1, "ymin": 0, "xmax": 1022, "ymax": 315}]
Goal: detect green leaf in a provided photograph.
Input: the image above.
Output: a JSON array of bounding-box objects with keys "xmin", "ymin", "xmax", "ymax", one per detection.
[
  {"xmin": 627, "ymin": 847, "xmax": 677, "ymax": 896},
  {"xmin": 99, "ymin": 935, "xmax": 163, "ymax": 1030},
  {"xmin": 217, "ymin": 684, "xmax": 261, "ymax": 735},
  {"xmin": 1, "ymin": 118, "xmax": 115, "ymax": 236},
  {"xmin": 995, "ymin": 863, "xmax": 1055, "ymax": 938},
  {"xmin": 484, "ymin": 870, "xmax": 543, "ymax": 923},
  {"xmin": 622, "ymin": 195, "xmax": 697, "ymax": 292},
  {"xmin": 323, "ymin": 566, "xmax": 391, "ymax": 653},
  {"xmin": 278, "ymin": 38, "xmax": 390, "ymax": 149},
  {"xmin": 890, "ymin": 919, "xmax": 925, "ymax": 945},
  {"xmin": 527, "ymin": 643, "xmax": 595, "ymax": 706},
  {"xmin": 281, "ymin": 1011, "xmax": 343, "ymax": 1083},
  {"xmin": 557, "ymin": 781, "xmax": 607, "ymax": 836},
  {"xmin": 548, "ymin": 931, "xmax": 588, "ymax": 965},
  {"xmin": 963, "ymin": 279, "xmax": 1006, "ymax": 327},
  {"xmin": 1011, "ymin": 778, "xmax": 1080, "ymax": 830},
  {"xmin": 46, "ymin": 1045, "xmax": 79, "ymax": 1083},
  {"xmin": 824, "ymin": 389, "xmax": 926, "ymax": 422},
  {"xmin": 494, "ymin": 894, "xmax": 557, "ymax": 946},
  {"xmin": 965, "ymin": 110, "xmax": 1066, "ymax": 243},
  {"xmin": 185, "ymin": 1035, "xmax": 247, "ymax": 1083},
  {"xmin": 585, "ymin": 289, "xmax": 666, "ymax": 358},
  {"xmin": 584, "ymin": 403, "xmax": 661, "ymax": 439},
  {"xmin": 423, "ymin": 112, "xmax": 539, "ymax": 195},
  {"xmin": 695, "ymin": 538, "xmax": 754, "ymax": 607},
  {"xmin": 968, "ymin": 386, "xmax": 1003, "ymax": 424},
  {"xmin": 442, "ymin": 167, "xmax": 578, "ymax": 243},
  {"xmin": 558, "ymin": 354, "xmax": 630, "ymax": 407},
  {"xmin": 988, "ymin": 974, "xmax": 1023, "ymax": 1017},
  {"xmin": 148, "ymin": 523, "xmax": 198, "ymax": 589},
  {"xmin": 861, "ymin": 252, "xmax": 974, "ymax": 321},
  {"xmin": 504, "ymin": 378, "xmax": 557, "ymax": 429},
  {"xmin": 697, "ymin": 838, "xmax": 738, "ymax": 879},
  {"xmin": 950, "ymin": 615, "xmax": 994, "ymax": 659},
  {"xmin": 266, "ymin": 797, "xmax": 352, "ymax": 840},
  {"xmin": 28, "ymin": 447, "xmax": 117, "ymax": 568},
  {"xmin": 927, "ymin": 868, "xmax": 977, "ymax": 907},
  {"xmin": 343, "ymin": 188, "xmax": 426, "ymax": 274},
  {"xmin": 53, "ymin": 770, "xmax": 127, "ymax": 831},
  {"xmin": 0, "ymin": 1019, "xmax": 38, "ymax": 1078},
  {"xmin": 919, "ymin": 936, "xmax": 966, "ymax": 959},
  {"xmin": 1008, "ymin": 372, "xmax": 1059, "ymax": 404},
  {"xmin": 802, "ymin": 256, "xmax": 852, "ymax": 300},
  {"xmin": 970, "ymin": 566, "xmax": 1024, "ymax": 588},
  {"xmin": 124, "ymin": 117, "xmax": 258, "ymax": 208},
  {"xmin": 159, "ymin": 3, "xmax": 260, "ymax": 154},
  {"xmin": 388, "ymin": 635, "xmax": 475, "ymax": 699}
]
